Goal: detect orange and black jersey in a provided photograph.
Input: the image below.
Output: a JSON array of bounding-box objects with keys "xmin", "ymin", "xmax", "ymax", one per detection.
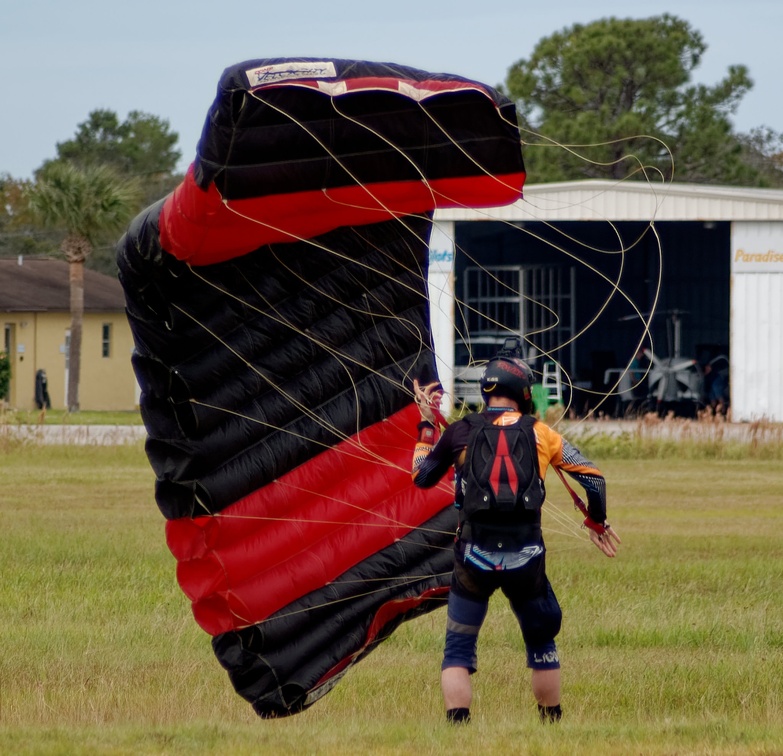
[{"xmin": 412, "ymin": 409, "xmax": 607, "ymax": 523}]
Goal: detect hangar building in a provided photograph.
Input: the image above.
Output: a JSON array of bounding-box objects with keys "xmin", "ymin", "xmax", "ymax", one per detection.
[{"xmin": 429, "ymin": 180, "xmax": 783, "ymax": 422}]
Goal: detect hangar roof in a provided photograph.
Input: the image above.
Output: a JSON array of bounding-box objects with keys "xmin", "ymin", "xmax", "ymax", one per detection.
[{"xmin": 435, "ymin": 180, "xmax": 783, "ymax": 223}]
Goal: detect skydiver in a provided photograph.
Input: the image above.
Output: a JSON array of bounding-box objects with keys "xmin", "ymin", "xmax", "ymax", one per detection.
[{"xmin": 411, "ymin": 339, "xmax": 621, "ymax": 725}]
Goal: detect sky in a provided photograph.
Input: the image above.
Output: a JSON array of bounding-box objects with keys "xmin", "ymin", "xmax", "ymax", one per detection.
[{"xmin": 2, "ymin": 0, "xmax": 781, "ymax": 179}]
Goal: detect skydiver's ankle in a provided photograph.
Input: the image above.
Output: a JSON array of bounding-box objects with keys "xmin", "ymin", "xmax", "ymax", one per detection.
[
  {"xmin": 538, "ymin": 704, "xmax": 562, "ymax": 723},
  {"xmin": 446, "ymin": 707, "xmax": 471, "ymax": 724}
]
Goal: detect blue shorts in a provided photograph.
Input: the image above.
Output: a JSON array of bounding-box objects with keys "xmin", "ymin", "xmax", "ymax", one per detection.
[{"xmin": 442, "ymin": 554, "xmax": 562, "ymax": 673}]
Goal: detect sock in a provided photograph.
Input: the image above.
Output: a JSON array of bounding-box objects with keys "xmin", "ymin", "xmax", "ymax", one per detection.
[
  {"xmin": 446, "ymin": 707, "xmax": 471, "ymax": 724},
  {"xmin": 538, "ymin": 704, "xmax": 562, "ymax": 723}
]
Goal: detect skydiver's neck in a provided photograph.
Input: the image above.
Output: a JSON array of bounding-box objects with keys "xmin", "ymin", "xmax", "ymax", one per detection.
[{"xmin": 486, "ymin": 397, "xmax": 520, "ymax": 413}]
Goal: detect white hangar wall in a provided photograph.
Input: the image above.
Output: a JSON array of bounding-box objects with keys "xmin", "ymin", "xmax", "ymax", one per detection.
[
  {"xmin": 431, "ymin": 181, "xmax": 783, "ymax": 422},
  {"xmin": 731, "ymin": 222, "xmax": 783, "ymax": 421}
]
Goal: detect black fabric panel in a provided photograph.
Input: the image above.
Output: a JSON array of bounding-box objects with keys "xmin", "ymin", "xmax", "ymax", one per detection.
[
  {"xmin": 194, "ymin": 58, "xmax": 522, "ymax": 198},
  {"xmin": 117, "ymin": 206, "xmax": 438, "ymax": 519},
  {"xmin": 212, "ymin": 506, "xmax": 457, "ymax": 717}
]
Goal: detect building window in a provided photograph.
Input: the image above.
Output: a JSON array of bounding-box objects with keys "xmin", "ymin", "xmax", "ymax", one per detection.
[{"xmin": 102, "ymin": 323, "xmax": 112, "ymax": 358}]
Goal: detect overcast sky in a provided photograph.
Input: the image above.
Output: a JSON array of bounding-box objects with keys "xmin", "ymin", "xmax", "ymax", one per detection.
[{"xmin": 2, "ymin": 0, "xmax": 780, "ymax": 179}]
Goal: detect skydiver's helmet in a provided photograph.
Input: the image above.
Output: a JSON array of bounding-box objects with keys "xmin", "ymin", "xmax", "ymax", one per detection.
[{"xmin": 479, "ymin": 338, "xmax": 535, "ymax": 413}]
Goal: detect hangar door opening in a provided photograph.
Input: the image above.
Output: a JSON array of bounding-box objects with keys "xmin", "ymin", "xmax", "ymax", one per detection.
[{"xmin": 454, "ymin": 220, "xmax": 731, "ymax": 415}]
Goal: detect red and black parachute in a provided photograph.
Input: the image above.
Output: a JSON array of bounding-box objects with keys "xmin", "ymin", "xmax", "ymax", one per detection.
[{"xmin": 117, "ymin": 58, "xmax": 524, "ymax": 717}]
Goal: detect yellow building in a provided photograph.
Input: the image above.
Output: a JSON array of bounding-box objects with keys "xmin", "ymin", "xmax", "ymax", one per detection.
[{"xmin": 0, "ymin": 257, "xmax": 137, "ymax": 411}]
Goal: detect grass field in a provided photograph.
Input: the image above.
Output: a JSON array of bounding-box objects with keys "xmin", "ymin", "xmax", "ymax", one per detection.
[
  {"xmin": 1, "ymin": 437, "xmax": 782, "ymax": 755},
  {"xmin": 1, "ymin": 408, "xmax": 144, "ymax": 426}
]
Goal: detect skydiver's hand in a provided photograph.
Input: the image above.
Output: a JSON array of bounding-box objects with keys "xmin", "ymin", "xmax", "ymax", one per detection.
[
  {"xmin": 413, "ymin": 379, "xmax": 443, "ymax": 424},
  {"xmin": 588, "ymin": 524, "xmax": 621, "ymax": 557}
]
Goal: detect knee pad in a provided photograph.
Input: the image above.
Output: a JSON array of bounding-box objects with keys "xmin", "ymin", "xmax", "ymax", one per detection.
[
  {"xmin": 441, "ymin": 591, "xmax": 487, "ymax": 673},
  {"xmin": 527, "ymin": 640, "xmax": 560, "ymax": 670},
  {"xmin": 515, "ymin": 584, "xmax": 562, "ymax": 648}
]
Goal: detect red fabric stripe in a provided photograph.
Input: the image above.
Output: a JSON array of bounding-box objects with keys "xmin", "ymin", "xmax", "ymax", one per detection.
[
  {"xmin": 159, "ymin": 166, "xmax": 525, "ymax": 265},
  {"xmin": 166, "ymin": 403, "xmax": 454, "ymax": 636},
  {"xmin": 255, "ymin": 77, "xmax": 493, "ymax": 99}
]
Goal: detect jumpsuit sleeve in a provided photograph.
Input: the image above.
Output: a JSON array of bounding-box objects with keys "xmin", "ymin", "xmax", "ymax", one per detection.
[{"xmin": 412, "ymin": 420, "xmax": 467, "ymax": 489}]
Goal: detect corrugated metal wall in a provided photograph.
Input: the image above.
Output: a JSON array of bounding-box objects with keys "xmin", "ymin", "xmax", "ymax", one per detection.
[{"xmin": 731, "ymin": 222, "xmax": 783, "ymax": 421}]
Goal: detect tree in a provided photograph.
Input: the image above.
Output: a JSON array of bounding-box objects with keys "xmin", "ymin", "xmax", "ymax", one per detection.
[
  {"xmin": 51, "ymin": 108, "xmax": 181, "ymax": 178},
  {"xmin": 27, "ymin": 163, "xmax": 140, "ymax": 411},
  {"xmin": 0, "ymin": 174, "xmax": 58, "ymax": 258},
  {"xmin": 38, "ymin": 109, "xmax": 183, "ymax": 274},
  {"xmin": 736, "ymin": 127, "xmax": 783, "ymax": 187},
  {"xmin": 504, "ymin": 15, "xmax": 772, "ymax": 185}
]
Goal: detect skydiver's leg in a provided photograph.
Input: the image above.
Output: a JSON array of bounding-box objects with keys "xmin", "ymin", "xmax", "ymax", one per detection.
[
  {"xmin": 531, "ymin": 668, "xmax": 561, "ymax": 709},
  {"xmin": 441, "ymin": 563, "xmax": 491, "ymax": 723},
  {"xmin": 507, "ymin": 577, "xmax": 563, "ymax": 720},
  {"xmin": 441, "ymin": 667, "xmax": 472, "ymax": 714}
]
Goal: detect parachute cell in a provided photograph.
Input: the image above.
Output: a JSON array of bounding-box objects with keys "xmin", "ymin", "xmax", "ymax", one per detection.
[{"xmin": 117, "ymin": 57, "xmax": 524, "ymax": 717}]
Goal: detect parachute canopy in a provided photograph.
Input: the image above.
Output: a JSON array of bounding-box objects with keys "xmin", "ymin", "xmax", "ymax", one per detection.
[{"xmin": 117, "ymin": 57, "xmax": 524, "ymax": 717}]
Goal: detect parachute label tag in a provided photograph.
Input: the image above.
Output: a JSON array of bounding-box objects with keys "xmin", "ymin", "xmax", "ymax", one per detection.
[{"xmin": 245, "ymin": 61, "xmax": 337, "ymax": 87}]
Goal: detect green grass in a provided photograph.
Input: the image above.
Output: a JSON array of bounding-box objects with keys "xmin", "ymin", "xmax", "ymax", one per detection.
[
  {"xmin": 1, "ymin": 408, "xmax": 144, "ymax": 425},
  {"xmin": 1, "ymin": 444, "xmax": 782, "ymax": 754}
]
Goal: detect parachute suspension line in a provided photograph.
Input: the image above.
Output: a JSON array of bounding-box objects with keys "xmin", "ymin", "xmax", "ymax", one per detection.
[
  {"xmin": 243, "ymin": 573, "xmax": 452, "ymax": 629},
  {"xmin": 187, "ymin": 86, "xmax": 663, "ymax": 529},
  {"xmin": 541, "ymin": 495, "xmax": 588, "ymax": 541},
  {"xmin": 201, "ymin": 99, "xmax": 454, "ymax": 432},
  {"xmin": 414, "ymin": 100, "xmax": 525, "ymax": 198},
  {"xmin": 184, "ymin": 262, "xmax": 438, "ymax": 471},
  {"xmin": 231, "ymin": 248, "xmax": 428, "ymax": 444},
  {"xmin": 449, "ymin": 182, "xmax": 663, "ymax": 424},
  {"xmin": 516, "ymin": 123, "xmax": 675, "ymax": 185},
  {"xmin": 214, "ymin": 510, "xmax": 455, "ymax": 537},
  {"xmin": 216, "ymin": 476, "xmax": 456, "ymax": 536},
  {"xmin": 246, "ymin": 90, "xmax": 442, "ymax": 221},
  {"xmin": 170, "ymin": 298, "xmax": 411, "ymax": 472}
]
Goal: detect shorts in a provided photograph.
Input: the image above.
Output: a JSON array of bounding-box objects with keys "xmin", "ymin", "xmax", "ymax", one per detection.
[{"xmin": 442, "ymin": 543, "xmax": 562, "ymax": 673}]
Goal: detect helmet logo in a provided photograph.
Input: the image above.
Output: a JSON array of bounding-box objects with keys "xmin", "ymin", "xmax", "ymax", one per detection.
[{"xmin": 494, "ymin": 359, "xmax": 528, "ymax": 380}]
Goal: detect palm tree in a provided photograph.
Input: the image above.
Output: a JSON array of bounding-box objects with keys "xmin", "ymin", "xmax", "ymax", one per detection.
[{"xmin": 27, "ymin": 163, "xmax": 140, "ymax": 411}]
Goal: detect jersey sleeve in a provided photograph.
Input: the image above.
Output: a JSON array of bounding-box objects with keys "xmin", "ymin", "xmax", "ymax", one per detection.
[
  {"xmin": 535, "ymin": 423, "xmax": 607, "ymax": 523},
  {"xmin": 557, "ymin": 438, "xmax": 607, "ymax": 523}
]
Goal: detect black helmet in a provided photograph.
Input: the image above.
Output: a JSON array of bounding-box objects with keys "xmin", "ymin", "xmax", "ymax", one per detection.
[
  {"xmin": 480, "ymin": 356, "xmax": 534, "ymax": 411},
  {"xmin": 479, "ymin": 337, "xmax": 534, "ymax": 411}
]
